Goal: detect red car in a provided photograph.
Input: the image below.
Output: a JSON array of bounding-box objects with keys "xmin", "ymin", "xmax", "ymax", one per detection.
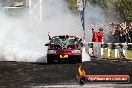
[{"xmin": 45, "ymin": 35, "xmax": 82, "ymax": 63}]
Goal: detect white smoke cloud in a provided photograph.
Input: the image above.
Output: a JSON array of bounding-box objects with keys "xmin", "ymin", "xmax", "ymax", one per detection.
[
  {"xmin": 0, "ymin": 0, "xmax": 83, "ymax": 62},
  {"xmin": 85, "ymin": 3, "xmax": 106, "ymax": 42},
  {"xmin": 0, "ymin": 0, "xmax": 107, "ymax": 62}
]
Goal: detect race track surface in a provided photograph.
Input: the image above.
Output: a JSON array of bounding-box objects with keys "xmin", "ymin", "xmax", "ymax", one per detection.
[{"xmin": 0, "ymin": 60, "xmax": 132, "ymax": 88}]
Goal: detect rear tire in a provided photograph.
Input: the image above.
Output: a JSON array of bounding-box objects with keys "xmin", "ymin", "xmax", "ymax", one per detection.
[
  {"xmin": 71, "ymin": 58, "xmax": 82, "ymax": 64},
  {"xmin": 47, "ymin": 56, "xmax": 54, "ymax": 64},
  {"xmin": 79, "ymin": 76, "xmax": 86, "ymax": 85},
  {"xmin": 77, "ymin": 58, "xmax": 82, "ymax": 63}
]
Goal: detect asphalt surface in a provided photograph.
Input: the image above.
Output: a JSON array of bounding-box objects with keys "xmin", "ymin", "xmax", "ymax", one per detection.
[{"xmin": 0, "ymin": 59, "xmax": 132, "ymax": 88}]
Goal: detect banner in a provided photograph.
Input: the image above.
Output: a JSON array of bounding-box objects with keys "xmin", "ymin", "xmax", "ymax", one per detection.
[
  {"xmin": 77, "ymin": 0, "xmax": 85, "ymax": 31},
  {"xmin": 77, "ymin": 0, "xmax": 83, "ymax": 11}
]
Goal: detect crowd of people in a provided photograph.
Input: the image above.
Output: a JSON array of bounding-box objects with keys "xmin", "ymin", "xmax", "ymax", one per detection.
[
  {"xmin": 91, "ymin": 22, "xmax": 132, "ymax": 43},
  {"xmin": 110, "ymin": 22, "xmax": 132, "ymax": 43}
]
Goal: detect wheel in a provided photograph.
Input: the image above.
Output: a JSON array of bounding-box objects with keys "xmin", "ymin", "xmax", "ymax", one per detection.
[
  {"xmin": 47, "ymin": 56, "xmax": 54, "ymax": 64},
  {"xmin": 69, "ymin": 58, "xmax": 81, "ymax": 64},
  {"xmin": 79, "ymin": 76, "xmax": 86, "ymax": 85},
  {"xmin": 77, "ymin": 58, "xmax": 82, "ymax": 63}
]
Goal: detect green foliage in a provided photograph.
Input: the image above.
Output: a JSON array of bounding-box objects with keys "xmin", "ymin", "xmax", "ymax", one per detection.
[
  {"xmin": 115, "ymin": 0, "xmax": 132, "ymax": 22},
  {"xmin": 67, "ymin": 0, "xmax": 132, "ymax": 22},
  {"xmin": 67, "ymin": 0, "xmax": 77, "ymax": 12}
]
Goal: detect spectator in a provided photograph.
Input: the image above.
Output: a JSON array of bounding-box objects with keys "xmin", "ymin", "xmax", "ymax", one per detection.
[
  {"xmin": 128, "ymin": 24, "xmax": 132, "ymax": 43},
  {"xmin": 89, "ymin": 22, "xmax": 132, "ymax": 43},
  {"xmin": 92, "ymin": 28, "xmax": 98, "ymax": 42},
  {"xmin": 98, "ymin": 28, "xmax": 104, "ymax": 42},
  {"xmin": 125, "ymin": 26, "xmax": 130, "ymax": 43},
  {"xmin": 119, "ymin": 27, "xmax": 125, "ymax": 43}
]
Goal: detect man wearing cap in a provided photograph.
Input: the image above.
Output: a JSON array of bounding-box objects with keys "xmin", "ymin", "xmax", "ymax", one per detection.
[
  {"xmin": 98, "ymin": 28, "xmax": 104, "ymax": 42},
  {"xmin": 92, "ymin": 28, "xmax": 98, "ymax": 42}
]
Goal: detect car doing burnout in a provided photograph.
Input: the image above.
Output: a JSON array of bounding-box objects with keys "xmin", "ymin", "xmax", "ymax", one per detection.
[{"xmin": 45, "ymin": 35, "xmax": 82, "ymax": 63}]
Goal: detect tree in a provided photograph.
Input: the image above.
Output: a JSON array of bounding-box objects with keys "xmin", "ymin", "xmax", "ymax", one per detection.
[{"xmin": 67, "ymin": 0, "xmax": 132, "ymax": 22}]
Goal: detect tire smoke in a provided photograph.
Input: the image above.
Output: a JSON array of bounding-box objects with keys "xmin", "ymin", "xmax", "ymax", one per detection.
[
  {"xmin": 0, "ymin": 0, "xmax": 106, "ymax": 62},
  {"xmin": 0, "ymin": 0, "xmax": 83, "ymax": 62}
]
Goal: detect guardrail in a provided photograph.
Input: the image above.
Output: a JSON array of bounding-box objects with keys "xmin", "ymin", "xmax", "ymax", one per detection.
[{"xmin": 88, "ymin": 42, "xmax": 132, "ymax": 60}]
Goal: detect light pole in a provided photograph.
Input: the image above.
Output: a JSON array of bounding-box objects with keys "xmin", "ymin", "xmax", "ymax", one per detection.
[
  {"xmin": 77, "ymin": 0, "xmax": 86, "ymax": 40},
  {"xmin": 82, "ymin": 0, "xmax": 86, "ymax": 40}
]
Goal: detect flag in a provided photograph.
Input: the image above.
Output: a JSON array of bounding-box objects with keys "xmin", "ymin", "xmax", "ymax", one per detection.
[
  {"xmin": 77, "ymin": 0, "xmax": 85, "ymax": 30},
  {"xmin": 77, "ymin": 0, "xmax": 83, "ymax": 11}
]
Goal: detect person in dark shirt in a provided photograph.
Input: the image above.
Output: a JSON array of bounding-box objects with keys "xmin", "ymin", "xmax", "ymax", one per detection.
[
  {"xmin": 128, "ymin": 25, "xmax": 132, "ymax": 43},
  {"xmin": 119, "ymin": 28, "xmax": 126, "ymax": 43},
  {"xmin": 125, "ymin": 26, "xmax": 130, "ymax": 43},
  {"xmin": 113, "ymin": 27, "xmax": 120, "ymax": 43},
  {"xmin": 48, "ymin": 32, "xmax": 52, "ymax": 40}
]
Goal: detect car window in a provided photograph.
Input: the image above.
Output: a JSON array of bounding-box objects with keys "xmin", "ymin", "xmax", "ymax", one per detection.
[
  {"xmin": 50, "ymin": 37, "xmax": 61, "ymax": 45},
  {"xmin": 68, "ymin": 38, "xmax": 78, "ymax": 45},
  {"xmin": 50, "ymin": 36, "xmax": 79, "ymax": 45}
]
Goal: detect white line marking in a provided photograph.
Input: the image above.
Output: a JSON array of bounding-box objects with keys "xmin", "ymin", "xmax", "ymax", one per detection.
[{"xmin": 31, "ymin": 84, "xmax": 132, "ymax": 88}]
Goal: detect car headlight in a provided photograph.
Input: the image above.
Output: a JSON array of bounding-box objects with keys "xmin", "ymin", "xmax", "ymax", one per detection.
[
  {"xmin": 48, "ymin": 50, "xmax": 56, "ymax": 54},
  {"xmin": 72, "ymin": 50, "xmax": 81, "ymax": 54}
]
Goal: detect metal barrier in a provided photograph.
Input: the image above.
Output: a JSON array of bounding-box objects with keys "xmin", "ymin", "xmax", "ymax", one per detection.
[{"xmin": 88, "ymin": 42, "xmax": 132, "ymax": 60}]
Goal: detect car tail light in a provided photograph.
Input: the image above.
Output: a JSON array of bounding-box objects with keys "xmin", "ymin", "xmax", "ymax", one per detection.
[
  {"xmin": 72, "ymin": 50, "xmax": 81, "ymax": 54},
  {"xmin": 48, "ymin": 50, "xmax": 56, "ymax": 54}
]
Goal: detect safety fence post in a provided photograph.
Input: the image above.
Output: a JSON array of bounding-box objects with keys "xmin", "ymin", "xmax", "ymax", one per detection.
[
  {"xmin": 101, "ymin": 43, "xmax": 104, "ymax": 58},
  {"xmin": 123, "ymin": 43, "xmax": 128, "ymax": 59},
  {"xmin": 88, "ymin": 42, "xmax": 132, "ymax": 60},
  {"xmin": 107, "ymin": 43, "xmax": 112, "ymax": 59},
  {"xmin": 88, "ymin": 42, "xmax": 93, "ymax": 56},
  {"xmin": 115, "ymin": 43, "xmax": 119, "ymax": 59}
]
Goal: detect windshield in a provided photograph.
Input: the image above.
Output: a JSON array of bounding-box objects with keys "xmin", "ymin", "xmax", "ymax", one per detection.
[
  {"xmin": 68, "ymin": 38, "xmax": 79, "ymax": 45},
  {"xmin": 50, "ymin": 37, "xmax": 79, "ymax": 45},
  {"xmin": 50, "ymin": 37, "xmax": 61, "ymax": 45}
]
